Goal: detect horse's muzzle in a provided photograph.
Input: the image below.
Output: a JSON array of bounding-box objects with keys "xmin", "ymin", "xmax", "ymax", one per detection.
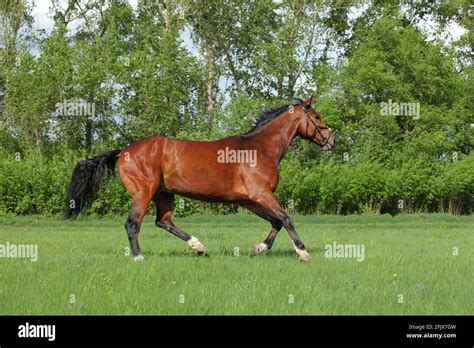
[{"xmin": 322, "ymin": 139, "xmax": 335, "ymax": 152}]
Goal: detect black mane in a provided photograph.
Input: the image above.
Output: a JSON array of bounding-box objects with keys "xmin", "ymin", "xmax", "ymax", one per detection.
[{"xmin": 244, "ymin": 103, "xmax": 296, "ymax": 135}]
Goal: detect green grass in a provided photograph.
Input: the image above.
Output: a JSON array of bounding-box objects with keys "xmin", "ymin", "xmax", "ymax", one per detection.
[{"xmin": 0, "ymin": 213, "xmax": 472, "ymax": 315}]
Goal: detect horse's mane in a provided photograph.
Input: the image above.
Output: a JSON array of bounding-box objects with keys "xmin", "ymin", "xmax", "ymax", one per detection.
[{"xmin": 244, "ymin": 103, "xmax": 295, "ymax": 135}]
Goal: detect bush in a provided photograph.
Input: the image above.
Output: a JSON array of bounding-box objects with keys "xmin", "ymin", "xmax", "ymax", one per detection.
[
  {"xmin": 0, "ymin": 150, "xmax": 472, "ymax": 216},
  {"xmin": 435, "ymin": 153, "xmax": 473, "ymax": 214}
]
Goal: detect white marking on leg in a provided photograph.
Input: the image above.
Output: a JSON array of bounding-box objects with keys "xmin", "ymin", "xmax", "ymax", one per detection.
[
  {"xmin": 133, "ymin": 254, "xmax": 144, "ymax": 262},
  {"xmin": 187, "ymin": 236, "xmax": 206, "ymax": 253},
  {"xmin": 293, "ymin": 242, "xmax": 310, "ymax": 262}
]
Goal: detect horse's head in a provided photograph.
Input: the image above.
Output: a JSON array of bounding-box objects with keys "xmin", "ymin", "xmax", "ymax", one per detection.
[{"xmin": 294, "ymin": 96, "xmax": 335, "ymax": 151}]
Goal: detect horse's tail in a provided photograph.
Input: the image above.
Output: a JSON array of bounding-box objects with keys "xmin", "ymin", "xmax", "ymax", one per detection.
[{"xmin": 65, "ymin": 149, "xmax": 121, "ymax": 218}]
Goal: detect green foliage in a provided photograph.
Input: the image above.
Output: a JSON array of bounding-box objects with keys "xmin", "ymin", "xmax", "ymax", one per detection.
[
  {"xmin": 436, "ymin": 153, "xmax": 474, "ymax": 214},
  {"xmin": 276, "ymin": 154, "xmax": 473, "ymax": 215},
  {"xmin": 0, "ymin": 150, "xmax": 75, "ymax": 215}
]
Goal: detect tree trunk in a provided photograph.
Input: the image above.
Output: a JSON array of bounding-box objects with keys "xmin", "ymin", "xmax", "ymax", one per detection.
[
  {"xmin": 206, "ymin": 53, "xmax": 215, "ymax": 129},
  {"xmin": 85, "ymin": 117, "xmax": 92, "ymax": 154},
  {"xmin": 226, "ymin": 52, "xmax": 242, "ymax": 93}
]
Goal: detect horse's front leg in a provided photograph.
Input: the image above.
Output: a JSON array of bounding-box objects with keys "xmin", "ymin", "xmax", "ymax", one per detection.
[{"xmin": 248, "ymin": 191, "xmax": 310, "ymax": 261}]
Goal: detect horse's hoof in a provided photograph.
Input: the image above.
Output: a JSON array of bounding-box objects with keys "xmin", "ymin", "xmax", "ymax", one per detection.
[
  {"xmin": 188, "ymin": 236, "xmax": 206, "ymax": 255},
  {"xmin": 250, "ymin": 242, "xmax": 268, "ymax": 257},
  {"xmin": 292, "ymin": 243, "xmax": 310, "ymax": 262},
  {"xmin": 133, "ymin": 254, "xmax": 144, "ymax": 262},
  {"xmin": 195, "ymin": 245, "xmax": 206, "ymax": 254},
  {"xmin": 298, "ymin": 250, "xmax": 310, "ymax": 262},
  {"xmin": 250, "ymin": 244, "xmax": 259, "ymax": 257}
]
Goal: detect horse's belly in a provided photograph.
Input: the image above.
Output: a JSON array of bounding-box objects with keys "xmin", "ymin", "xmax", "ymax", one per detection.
[{"xmin": 162, "ymin": 165, "xmax": 248, "ymax": 202}]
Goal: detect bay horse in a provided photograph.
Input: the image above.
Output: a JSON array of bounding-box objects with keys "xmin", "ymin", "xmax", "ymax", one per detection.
[{"xmin": 66, "ymin": 96, "xmax": 335, "ymax": 261}]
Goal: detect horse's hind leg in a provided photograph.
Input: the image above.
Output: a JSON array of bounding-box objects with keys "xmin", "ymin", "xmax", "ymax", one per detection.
[
  {"xmin": 153, "ymin": 191, "xmax": 206, "ymax": 254},
  {"xmin": 125, "ymin": 191, "xmax": 152, "ymax": 261}
]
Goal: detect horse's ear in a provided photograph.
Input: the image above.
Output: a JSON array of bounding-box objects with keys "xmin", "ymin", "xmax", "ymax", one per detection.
[{"xmin": 303, "ymin": 96, "xmax": 312, "ymax": 106}]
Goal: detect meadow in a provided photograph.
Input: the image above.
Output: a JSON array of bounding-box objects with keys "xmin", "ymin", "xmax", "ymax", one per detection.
[{"xmin": 0, "ymin": 213, "xmax": 472, "ymax": 315}]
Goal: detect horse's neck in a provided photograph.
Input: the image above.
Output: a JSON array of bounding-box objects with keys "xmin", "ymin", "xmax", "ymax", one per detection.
[{"xmin": 250, "ymin": 112, "xmax": 299, "ymax": 164}]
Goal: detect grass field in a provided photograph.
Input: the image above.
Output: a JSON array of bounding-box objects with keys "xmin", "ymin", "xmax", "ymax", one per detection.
[{"xmin": 0, "ymin": 213, "xmax": 472, "ymax": 315}]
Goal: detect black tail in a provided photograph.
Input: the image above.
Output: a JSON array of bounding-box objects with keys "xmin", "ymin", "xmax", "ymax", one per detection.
[{"xmin": 65, "ymin": 149, "xmax": 121, "ymax": 218}]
